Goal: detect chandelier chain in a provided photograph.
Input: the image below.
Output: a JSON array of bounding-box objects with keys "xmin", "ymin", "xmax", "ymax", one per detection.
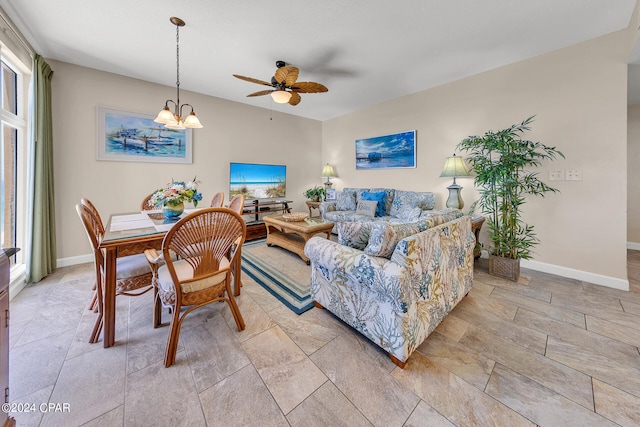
[{"xmin": 175, "ymin": 23, "xmax": 180, "ymax": 90}]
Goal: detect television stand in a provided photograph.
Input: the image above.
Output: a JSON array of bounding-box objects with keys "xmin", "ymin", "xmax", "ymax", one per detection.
[{"xmin": 240, "ymin": 199, "xmax": 292, "ymax": 241}]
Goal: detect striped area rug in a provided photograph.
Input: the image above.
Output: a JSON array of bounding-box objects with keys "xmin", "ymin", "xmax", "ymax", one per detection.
[{"xmin": 240, "ymin": 239, "xmax": 314, "ymax": 314}]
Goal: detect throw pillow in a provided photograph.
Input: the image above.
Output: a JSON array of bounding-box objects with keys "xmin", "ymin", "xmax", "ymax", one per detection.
[
  {"xmin": 361, "ymin": 191, "xmax": 387, "ymax": 217},
  {"xmin": 355, "ymin": 200, "xmax": 377, "ymax": 218},
  {"xmin": 390, "ymin": 190, "xmax": 436, "ymax": 217},
  {"xmin": 368, "ymin": 188, "xmax": 395, "ymax": 216},
  {"xmin": 396, "ymin": 206, "xmax": 422, "ymax": 222},
  {"xmin": 364, "ymin": 222, "xmax": 421, "ymax": 258},
  {"xmin": 336, "ymin": 190, "xmax": 357, "ymax": 211},
  {"xmin": 337, "ymin": 221, "xmax": 373, "ymax": 250}
]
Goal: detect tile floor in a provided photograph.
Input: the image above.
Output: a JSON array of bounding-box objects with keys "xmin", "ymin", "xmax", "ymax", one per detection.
[{"xmin": 8, "ymin": 251, "xmax": 640, "ymax": 426}]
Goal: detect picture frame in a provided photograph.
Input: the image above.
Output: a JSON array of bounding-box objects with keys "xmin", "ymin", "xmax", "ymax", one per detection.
[
  {"xmin": 96, "ymin": 106, "xmax": 192, "ymax": 163},
  {"xmin": 355, "ymin": 130, "xmax": 416, "ymax": 170},
  {"xmin": 325, "ymin": 188, "xmax": 336, "ymax": 200}
]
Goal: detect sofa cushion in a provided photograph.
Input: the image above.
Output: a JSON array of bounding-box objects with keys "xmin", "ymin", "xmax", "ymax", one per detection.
[
  {"xmin": 343, "ymin": 187, "xmax": 367, "ymax": 204},
  {"xmin": 336, "ymin": 191, "xmax": 357, "ymax": 211},
  {"xmin": 389, "ymin": 190, "xmax": 436, "ymax": 216},
  {"xmin": 361, "ymin": 191, "xmax": 387, "ymax": 217},
  {"xmin": 337, "ymin": 221, "xmax": 374, "ymax": 250},
  {"xmin": 364, "ymin": 218, "xmax": 434, "ymax": 258},
  {"xmin": 396, "ymin": 206, "xmax": 422, "ymax": 222},
  {"xmin": 420, "ymin": 208, "xmax": 464, "ymax": 225},
  {"xmin": 355, "ymin": 200, "xmax": 377, "ymax": 217}
]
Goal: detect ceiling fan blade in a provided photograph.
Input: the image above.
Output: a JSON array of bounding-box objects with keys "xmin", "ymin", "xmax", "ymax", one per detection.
[
  {"xmin": 247, "ymin": 90, "xmax": 274, "ymax": 97},
  {"xmin": 288, "ymin": 92, "xmax": 301, "ymax": 106},
  {"xmin": 291, "ymin": 81, "xmax": 328, "ymax": 93},
  {"xmin": 274, "ymin": 66, "xmax": 299, "ymax": 86},
  {"xmin": 233, "ymin": 74, "xmax": 273, "ymax": 87}
]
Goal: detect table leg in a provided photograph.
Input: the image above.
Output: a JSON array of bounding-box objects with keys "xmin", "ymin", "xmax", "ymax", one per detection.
[{"xmin": 103, "ymin": 247, "xmax": 117, "ymax": 348}]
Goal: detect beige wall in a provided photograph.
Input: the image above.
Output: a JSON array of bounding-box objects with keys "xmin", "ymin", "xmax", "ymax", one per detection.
[
  {"xmin": 51, "ymin": 60, "xmax": 322, "ymax": 261},
  {"xmin": 629, "ymin": 104, "xmax": 640, "ymax": 244},
  {"xmin": 323, "ymin": 31, "xmax": 629, "ymax": 284},
  {"xmin": 53, "ymin": 28, "xmax": 632, "ymax": 284}
]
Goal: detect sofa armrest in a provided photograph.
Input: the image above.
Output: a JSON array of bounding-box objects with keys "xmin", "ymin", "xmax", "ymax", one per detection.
[
  {"xmin": 304, "ymin": 236, "xmax": 407, "ymax": 307},
  {"xmin": 391, "ymin": 215, "xmax": 475, "ymax": 301},
  {"xmin": 319, "ymin": 201, "xmax": 336, "ymax": 217}
]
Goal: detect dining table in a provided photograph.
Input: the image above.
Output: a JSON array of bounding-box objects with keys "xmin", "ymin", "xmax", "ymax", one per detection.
[{"xmin": 99, "ymin": 209, "xmax": 243, "ymax": 348}]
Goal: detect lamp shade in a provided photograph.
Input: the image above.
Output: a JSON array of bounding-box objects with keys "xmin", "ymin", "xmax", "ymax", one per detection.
[
  {"xmin": 154, "ymin": 106, "xmax": 175, "ymax": 124},
  {"xmin": 440, "ymin": 154, "xmax": 470, "ymax": 178},
  {"xmin": 321, "ymin": 164, "xmax": 336, "ymax": 178},
  {"xmin": 271, "ymin": 90, "xmax": 292, "ymax": 104},
  {"xmin": 183, "ymin": 111, "xmax": 203, "ymax": 128}
]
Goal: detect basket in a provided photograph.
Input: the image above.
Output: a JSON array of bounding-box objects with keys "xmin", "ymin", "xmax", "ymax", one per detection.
[{"xmin": 282, "ymin": 212, "xmax": 309, "ymax": 222}]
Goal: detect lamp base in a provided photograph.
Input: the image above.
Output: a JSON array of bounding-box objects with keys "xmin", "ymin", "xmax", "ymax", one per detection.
[{"xmin": 445, "ymin": 184, "xmax": 464, "ymax": 209}]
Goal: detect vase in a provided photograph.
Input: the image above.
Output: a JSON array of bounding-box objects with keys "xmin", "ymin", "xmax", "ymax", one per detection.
[{"xmin": 162, "ymin": 200, "xmax": 184, "ymax": 220}]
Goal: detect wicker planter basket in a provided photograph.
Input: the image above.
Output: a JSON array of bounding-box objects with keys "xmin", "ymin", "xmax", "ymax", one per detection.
[{"xmin": 488, "ymin": 255, "xmax": 520, "ymax": 281}]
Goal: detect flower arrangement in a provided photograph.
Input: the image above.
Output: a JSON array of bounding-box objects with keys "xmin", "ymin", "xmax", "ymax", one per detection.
[{"xmin": 149, "ymin": 177, "xmax": 203, "ymax": 208}]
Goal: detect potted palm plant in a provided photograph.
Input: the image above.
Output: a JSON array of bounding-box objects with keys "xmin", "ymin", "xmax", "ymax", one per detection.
[{"xmin": 457, "ymin": 116, "xmax": 564, "ymax": 281}]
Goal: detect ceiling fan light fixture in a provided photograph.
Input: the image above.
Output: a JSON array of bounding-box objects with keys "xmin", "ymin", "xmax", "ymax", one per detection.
[{"xmin": 271, "ymin": 90, "xmax": 292, "ymax": 104}]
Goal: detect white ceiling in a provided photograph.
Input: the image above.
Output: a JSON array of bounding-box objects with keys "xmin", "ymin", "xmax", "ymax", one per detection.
[{"xmin": 0, "ymin": 0, "xmax": 636, "ymax": 121}]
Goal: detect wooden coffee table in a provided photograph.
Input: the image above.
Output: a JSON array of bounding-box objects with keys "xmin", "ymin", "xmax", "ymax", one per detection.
[{"xmin": 263, "ymin": 214, "xmax": 334, "ymax": 264}]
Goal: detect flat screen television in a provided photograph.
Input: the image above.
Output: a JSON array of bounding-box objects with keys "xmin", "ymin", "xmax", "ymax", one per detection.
[{"xmin": 229, "ymin": 162, "xmax": 286, "ymax": 200}]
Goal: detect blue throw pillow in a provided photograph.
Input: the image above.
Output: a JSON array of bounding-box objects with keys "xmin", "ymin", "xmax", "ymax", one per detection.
[{"xmin": 361, "ymin": 191, "xmax": 387, "ymax": 217}]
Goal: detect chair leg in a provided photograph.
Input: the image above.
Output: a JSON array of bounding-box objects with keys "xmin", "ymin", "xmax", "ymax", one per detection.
[
  {"xmin": 89, "ymin": 313, "xmax": 103, "ymax": 344},
  {"xmin": 153, "ymin": 286, "xmax": 162, "ymax": 328},
  {"xmin": 164, "ymin": 304, "xmax": 182, "ymax": 367},
  {"xmin": 226, "ymin": 292, "xmax": 245, "ymax": 331},
  {"xmin": 89, "ymin": 280, "xmax": 98, "ymax": 312}
]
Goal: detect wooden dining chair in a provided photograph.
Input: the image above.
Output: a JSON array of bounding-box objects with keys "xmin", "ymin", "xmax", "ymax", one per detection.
[
  {"xmin": 145, "ymin": 208, "xmax": 247, "ymax": 367},
  {"xmin": 227, "ymin": 194, "xmax": 245, "ymax": 214},
  {"xmin": 76, "ymin": 203, "xmax": 155, "ymax": 343},
  {"xmin": 210, "ymin": 192, "xmax": 224, "ymax": 208},
  {"xmin": 80, "ymin": 198, "xmax": 103, "ymax": 312},
  {"xmin": 141, "ymin": 193, "xmax": 155, "ymax": 210}
]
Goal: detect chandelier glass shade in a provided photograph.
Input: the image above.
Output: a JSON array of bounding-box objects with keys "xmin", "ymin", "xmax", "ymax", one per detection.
[{"xmin": 154, "ymin": 17, "xmax": 203, "ymax": 130}]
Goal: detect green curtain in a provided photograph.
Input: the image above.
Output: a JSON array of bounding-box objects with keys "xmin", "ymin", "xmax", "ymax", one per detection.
[{"xmin": 26, "ymin": 54, "xmax": 56, "ymax": 283}]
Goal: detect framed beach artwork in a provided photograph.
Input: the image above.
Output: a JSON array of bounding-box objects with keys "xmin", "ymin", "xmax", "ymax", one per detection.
[
  {"xmin": 96, "ymin": 106, "xmax": 193, "ymax": 163},
  {"xmin": 355, "ymin": 130, "xmax": 416, "ymax": 170}
]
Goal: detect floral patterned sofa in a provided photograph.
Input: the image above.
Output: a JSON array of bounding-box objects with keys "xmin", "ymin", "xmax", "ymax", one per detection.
[
  {"xmin": 303, "ymin": 214, "xmax": 475, "ymax": 368},
  {"xmin": 319, "ymin": 187, "xmax": 459, "ymax": 232}
]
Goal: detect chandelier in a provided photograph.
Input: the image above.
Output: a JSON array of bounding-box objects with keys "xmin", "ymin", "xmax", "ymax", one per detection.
[{"xmin": 154, "ymin": 17, "xmax": 203, "ymax": 130}]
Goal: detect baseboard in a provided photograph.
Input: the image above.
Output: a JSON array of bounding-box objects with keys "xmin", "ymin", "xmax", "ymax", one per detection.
[
  {"xmin": 57, "ymin": 254, "xmax": 93, "ymax": 268},
  {"xmin": 480, "ymin": 250, "xmax": 628, "ymax": 291},
  {"xmin": 520, "ymin": 259, "xmax": 628, "ymax": 291},
  {"xmin": 627, "ymin": 241, "xmax": 640, "ymax": 251},
  {"xmin": 9, "ymin": 264, "xmax": 26, "ymax": 301}
]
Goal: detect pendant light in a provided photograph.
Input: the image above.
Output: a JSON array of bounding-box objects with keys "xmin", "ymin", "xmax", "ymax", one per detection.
[{"xmin": 154, "ymin": 17, "xmax": 203, "ymax": 130}]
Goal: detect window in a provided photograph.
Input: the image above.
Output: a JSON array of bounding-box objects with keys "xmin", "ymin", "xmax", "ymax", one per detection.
[
  {"xmin": 1, "ymin": 63, "xmax": 17, "ymax": 261},
  {"xmin": 0, "ymin": 54, "xmax": 27, "ymax": 270}
]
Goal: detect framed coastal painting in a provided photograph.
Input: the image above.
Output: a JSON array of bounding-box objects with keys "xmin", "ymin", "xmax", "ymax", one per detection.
[
  {"xmin": 96, "ymin": 106, "xmax": 193, "ymax": 163},
  {"xmin": 355, "ymin": 130, "xmax": 416, "ymax": 170}
]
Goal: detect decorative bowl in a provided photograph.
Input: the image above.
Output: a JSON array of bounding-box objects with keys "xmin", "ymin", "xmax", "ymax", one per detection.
[{"xmin": 282, "ymin": 212, "xmax": 309, "ymax": 222}]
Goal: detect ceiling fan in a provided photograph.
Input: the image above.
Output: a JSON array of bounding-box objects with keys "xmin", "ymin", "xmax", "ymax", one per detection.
[{"xmin": 233, "ymin": 60, "xmax": 328, "ymax": 106}]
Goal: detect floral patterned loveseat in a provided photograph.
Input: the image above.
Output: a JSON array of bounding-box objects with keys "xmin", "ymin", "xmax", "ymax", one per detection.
[{"xmin": 303, "ymin": 215, "xmax": 475, "ymax": 368}]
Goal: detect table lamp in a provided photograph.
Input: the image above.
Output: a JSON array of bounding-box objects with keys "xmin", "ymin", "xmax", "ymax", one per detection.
[
  {"xmin": 321, "ymin": 163, "xmax": 336, "ymax": 189},
  {"xmin": 440, "ymin": 154, "xmax": 471, "ymax": 209}
]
